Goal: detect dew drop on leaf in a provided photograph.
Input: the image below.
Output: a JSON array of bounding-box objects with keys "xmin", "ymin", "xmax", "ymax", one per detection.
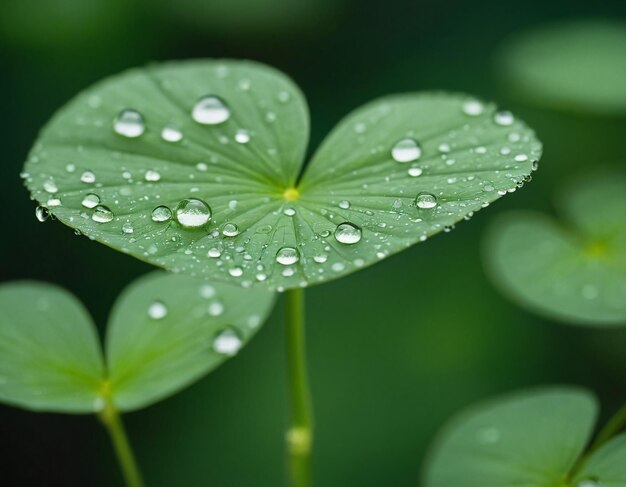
[
  {"xmin": 92, "ymin": 205, "xmax": 114, "ymax": 223},
  {"xmin": 207, "ymin": 247, "xmax": 222, "ymax": 258},
  {"xmin": 213, "ymin": 327, "xmax": 243, "ymax": 356},
  {"xmin": 234, "ymin": 129, "xmax": 251, "ymax": 144},
  {"xmin": 462, "ymin": 99, "xmax": 484, "ymax": 116},
  {"xmin": 334, "ymin": 222, "xmax": 362, "ymax": 244},
  {"xmin": 35, "ymin": 206, "xmax": 49, "ymax": 222},
  {"xmin": 122, "ymin": 223, "xmax": 134, "ymax": 234},
  {"xmin": 228, "ymin": 267, "xmax": 243, "ymax": 277},
  {"xmin": 151, "ymin": 205, "xmax": 172, "ymax": 223},
  {"xmin": 494, "ymin": 111, "xmax": 515, "ymax": 126},
  {"xmin": 144, "ymin": 170, "xmax": 161, "ymax": 182},
  {"xmin": 222, "ymin": 223, "xmax": 240, "ymax": 237},
  {"xmin": 114, "ymin": 109, "xmax": 145, "ymax": 138},
  {"xmin": 160, "ymin": 125, "xmax": 183, "ymax": 142},
  {"xmin": 43, "ymin": 180, "xmax": 58, "ymax": 194},
  {"xmin": 192, "ymin": 96, "xmax": 230, "ymax": 125},
  {"xmin": 174, "ymin": 198, "xmax": 211, "ymax": 228},
  {"xmin": 276, "ymin": 247, "xmax": 300, "ymax": 265},
  {"xmin": 391, "ymin": 137, "xmax": 422, "ymax": 163},
  {"xmin": 80, "ymin": 170, "xmax": 96, "ymax": 184},
  {"xmin": 148, "ymin": 300, "xmax": 168, "ymax": 320},
  {"xmin": 416, "ymin": 192, "xmax": 438, "ymax": 209},
  {"xmin": 208, "ymin": 300, "xmax": 225, "ymax": 316},
  {"xmin": 408, "ymin": 167, "xmax": 423, "ymax": 177},
  {"xmin": 81, "ymin": 193, "xmax": 100, "ymax": 209}
]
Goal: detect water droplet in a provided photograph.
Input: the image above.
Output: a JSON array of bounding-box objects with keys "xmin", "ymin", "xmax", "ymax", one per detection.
[
  {"xmin": 192, "ymin": 96, "xmax": 230, "ymax": 125},
  {"xmin": 151, "ymin": 205, "xmax": 172, "ymax": 223},
  {"xmin": 208, "ymin": 301, "xmax": 225, "ymax": 316},
  {"xmin": 161, "ymin": 125, "xmax": 183, "ymax": 142},
  {"xmin": 144, "ymin": 170, "xmax": 161, "ymax": 182},
  {"xmin": 213, "ymin": 327, "xmax": 243, "ymax": 356},
  {"xmin": 222, "ymin": 223, "xmax": 240, "ymax": 237},
  {"xmin": 514, "ymin": 154, "xmax": 528, "ymax": 162},
  {"xmin": 114, "ymin": 109, "xmax": 145, "ymax": 138},
  {"xmin": 122, "ymin": 223, "xmax": 134, "ymax": 234},
  {"xmin": 334, "ymin": 222, "xmax": 362, "ymax": 244},
  {"xmin": 228, "ymin": 266, "xmax": 243, "ymax": 277},
  {"xmin": 175, "ymin": 198, "xmax": 211, "ymax": 228},
  {"xmin": 47, "ymin": 198, "xmax": 61, "ymax": 207},
  {"xmin": 338, "ymin": 200, "xmax": 351, "ymax": 209},
  {"xmin": 200, "ymin": 285, "xmax": 216, "ymax": 298},
  {"xmin": 276, "ymin": 247, "xmax": 300, "ymax": 265},
  {"xmin": 81, "ymin": 193, "xmax": 100, "ymax": 209},
  {"xmin": 43, "ymin": 180, "xmax": 58, "ymax": 193},
  {"xmin": 196, "ymin": 162, "xmax": 208, "ymax": 172},
  {"xmin": 148, "ymin": 301, "xmax": 167, "ymax": 319},
  {"xmin": 92, "ymin": 205, "xmax": 114, "ymax": 223},
  {"xmin": 80, "ymin": 171, "xmax": 96, "ymax": 184},
  {"xmin": 208, "ymin": 247, "xmax": 221, "ymax": 258},
  {"xmin": 494, "ymin": 111, "xmax": 514, "ymax": 126},
  {"xmin": 416, "ymin": 193, "xmax": 438, "ymax": 209},
  {"xmin": 391, "ymin": 137, "xmax": 422, "ymax": 163},
  {"xmin": 313, "ymin": 254, "xmax": 328, "ymax": 263},
  {"xmin": 438, "ymin": 143, "xmax": 451, "ymax": 153},
  {"xmin": 408, "ymin": 167, "xmax": 423, "ymax": 177},
  {"xmin": 234, "ymin": 129, "xmax": 251, "ymax": 144},
  {"xmin": 284, "ymin": 208, "xmax": 296, "ymax": 217},
  {"xmin": 462, "ymin": 100, "xmax": 484, "ymax": 116},
  {"xmin": 532, "ymin": 160, "xmax": 539, "ymax": 171},
  {"xmin": 35, "ymin": 206, "xmax": 49, "ymax": 222}
]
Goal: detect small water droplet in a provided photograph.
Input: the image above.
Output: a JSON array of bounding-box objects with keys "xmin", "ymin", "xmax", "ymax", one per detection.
[
  {"xmin": 338, "ymin": 200, "xmax": 350, "ymax": 209},
  {"xmin": 144, "ymin": 170, "xmax": 161, "ymax": 182},
  {"xmin": 416, "ymin": 193, "xmax": 438, "ymax": 209},
  {"xmin": 122, "ymin": 222, "xmax": 134, "ymax": 234},
  {"xmin": 92, "ymin": 205, "xmax": 114, "ymax": 223},
  {"xmin": 213, "ymin": 327, "xmax": 243, "ymax": 356},
  {"xmin": 334, "ymin": 222, "xmax": 362, "ymax": 244},
  {"xmin": 200, "ymin": 285, "xmax": 216, "ymax": 298},
  {"xmin": 313, "ymin": 254, "xmax": 328, "ymax": 263},
  {"xmin": 80, "ymin": 171, "xmax": 96, "ymax": 184},
  {"xmin": 192, "ymin": 96, "xmax": 230, "ymax": 125},
  {"xmin": 151, "ymin": 205, "xmax": 172, "ymax": 223},
  {"xmin": 208, "ymin": 301, "xmax": 225, "ymax": 316},
  {"xmin": 276, "ymin": 247, "xmax": 300, "ymax": 265},
  {"xmin": 208, "ymin": 247, "xmax": 222, "ymax": 258},
  {"xmin": 35, "ymin": 206, "xmax": 49, "ymax": 222},
  {"xmin": 65, "ymin": 163, "xmax": 76, "ymax": 173},
  {"xmin": 514, "ymin": 154, "xmax": 528, "ymax": 162},
  {"xmin": 148, "ymin": 301, "xmax": 167, "ymax": 319},
  {"xmin": 47, "ymin": 198, "xmax": 61, "ymax": 207},
  {"xmin": 234, "ymin": 129, "xmax": 251, "ymax": 144},
  {"xmin": 462, "ymin": 100, "xmax": 484, "ymax": 116},
  {"xmin": 81, "ymin": 193, "xmax": 100, "ymax": 209},
  {"xmin": 284, "ymin": 208, "xmax": 296, "ymax": 216},
  {"xmin": 532, "ymin": 160, "xmax": 539, "ymax": 171},
  {"xmin": 391, "ymin": 137, "xmax": 422, "ymax": 163},
  {"xmin": 494, "ymin": 111, "xmax": 514, "ymax": 126},
  {"xmin": 175, "ymin": 199, "xmax": 211, "ymax": 228},
  {"xmin": 228, "ymin": 266, "xmax": 243, "ymax": 277},
  {"xmin": 222, "ymin": 223, "xmax": 240, "ymax": 237},
  {"xmin": 438, "ymin": 143, "xmax": 451, "ymax": 153},
  {"xmin": 43, "ymin": 180, "xmax": 58, "ymax": 194},
  {"xmin": 196, "ymin": 162, "xmax": 208, "ymax": 172},
  {"xmin": 408, "ymin": 167, "xmax": 423, "ymax": 177},
  {"xmin": 114, "ymin": 109, "xmax": 145, "ymax": 138},
  {"xmin": 161, "ymin": 125, "xmax": 183, "ymax": 142}
]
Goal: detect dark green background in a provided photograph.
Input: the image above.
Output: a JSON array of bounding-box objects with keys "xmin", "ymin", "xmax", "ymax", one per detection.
[{"xmin": 1, "ymin": 0, "xmax": 625, "ymax": 485}]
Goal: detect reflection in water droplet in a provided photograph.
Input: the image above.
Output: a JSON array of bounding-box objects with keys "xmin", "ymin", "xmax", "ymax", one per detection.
[
  {"xmin": 334, "ymin": 222, "xmax": 362, "ymax": 244},
  {"xmin": 35, "ymin": 206, "xmax": 49, "ymax": 222},
  {"xmin": 114, "ymin": 109, "xmax": 145, "ymax": 138},
  {"xmin": 144, "ymin": 170, "xmax": 161, "ymax": 182},
  {"xmin": 148, "ymin": 301, "xmax": 167, "ymax": 319},
  {"xmin": 391, "ymin": 138, "xmax": 422, "ymax": 163},
  {"xmin": 213, "ymin": 327, "xmax": 243, "ymax": 356},
  {"xmin": 462, "ymin": 100, "xmax": 484, "ymax": 116},
  {"xmin": 81, "ymin": 193, "xmax": 100, "ymax": 209},
  {"xmin": 416, "ymin": 193, "xmax": 438, "ymax": 209},
  {"xmin": 276, "ymin": 247, "xmax": 300, "ymax": 265},
  {"xmin": 494, "ymin": 111, "xmax": 514, "ymax": 126},
  {"xmin": 161, "ymin": 125, "xmax": 183, "ymax": 142},
  {"xmin": 234, "ymin": 129, "xmax": 251, "ymax": 144},
  {"xmin": 222, "ymin": 223, "xmax": 240, "ymax": 237},
  {"xmin": 192, "ymin": 96, "xmax": 230, "ymax": 125},
  {"xmin": 92, "ymin": 205, "xmax": 114, "ymax": 223},
  {"xmin": 80, "ymin": 171, "xmax": 96, "ymax": 184},
  {"xmin": 151, "ymin": 205, "xmax": 172, "ymax": 223},
  {"xmin": 175, "ymin": 198, "xmax": 211, "ymax": 228}
]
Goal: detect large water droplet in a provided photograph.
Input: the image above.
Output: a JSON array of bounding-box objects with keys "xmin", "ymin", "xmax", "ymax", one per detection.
[
  {"xmin": 213, "ymin": 327, "xmax": 243, "ymax": 356},
  {"xmin": 148, "ymin": 301, "xmax": 167, "ymax": 319},
  {"xmin": 276, "ymin": 247, "xmax": 299, "ymax": 265},
  {"xmin": 192, "ymin": 96, "xmax": 230, "ymax": 125},
  {"xmin": 81, "ymin": 193, "xmax": 100, "ymax": 209},
  {"xmin": 416, "ymin": 193, "xmax": 438, "ymax": 209},
  {"xmin": 92, "ymin": 205, "xmax": 114, "ymax": 223},
  {"xmin": 334, "ymin": 222, "xmax": 362, "ymax": 244},
  {"xmin": 151, "ymin": 205, "xmax": 172, "ymax": 223},
  {"xmin": 114, "ymin": 109, "xmax": 145, "ymax": 138},
  {"xmin": 35, "ymin": 206, "xmax": 49, "ymax": 222},
  {"xmin": 391, "ymin": 137, "xmax": 422, "ymax": 163},
  {"xmin": 175, "ymin": 198, "xmax": 211, "ymax": 228}
]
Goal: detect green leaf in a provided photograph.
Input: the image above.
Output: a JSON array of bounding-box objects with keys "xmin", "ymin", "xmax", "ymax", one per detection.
[
  {"xmin": 23, "ymin": 59, "xmax": 541, "ymax": 291},
  {"xmin": 0, "ymin": 282, "xmax": 104, "ymax": 413},
  {"xmin": 105, "ymin": 272, "xmax": 276, "ymax": 411},
  {"xmin": 423, "ymin": 388, "xmax": 598, "ymax": 487},
  {"xmin": 497, "ymin": 20, "xmax": 626, "ymax": 116},
  {"xmin": 573, "ymin": 434, "xmax": 626, "ymax": 486},
  {"xmin": 484, "ymin": 172, "xmax": 626, "ymax": 326}
]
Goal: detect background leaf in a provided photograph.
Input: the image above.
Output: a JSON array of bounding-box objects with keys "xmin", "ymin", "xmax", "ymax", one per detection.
[
  {"xmin": 573, "ymin": 434, "xmax": 626, "ymax": 486},
  {"xmin": 483, "ymin": 172, "xmax": 626, "ymax": 326},
  {"xmin": 0, "ymin": 282, "xmax": 104, "ymax": 413},
  {"xmin": 423, "ymin": 388, "xmax": 598, "ymax": 487},
  {"xmin": 497, "ymin": 20, "xmax": 626, "ymax": 116},
  {"xmin": 105, "ymin": 271, "xmax": 276, "ymax": 411},
  {"xmin": 23, "ymin": 61, "xmax": 541, "ymax": 290}
]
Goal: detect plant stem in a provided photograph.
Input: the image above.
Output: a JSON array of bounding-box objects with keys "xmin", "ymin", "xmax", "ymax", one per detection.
[
  {"xmin": 590, "ymin": 402, "xmax": 626, "ymax": 452},
  {"xmin": 284, "ymin": 288, "xmax": 314, "ymax": 487},
  {"xmin": 99, "ymin": 397, "xmax": 145, "ymax": 487}
]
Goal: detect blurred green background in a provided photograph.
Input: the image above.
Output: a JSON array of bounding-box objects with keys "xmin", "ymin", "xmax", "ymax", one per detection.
[{"xmin": 1, "ymin": 0, "xmax": 626, "ymax": 485}]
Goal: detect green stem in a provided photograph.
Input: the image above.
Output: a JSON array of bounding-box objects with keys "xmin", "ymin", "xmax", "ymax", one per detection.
[
  {"xmin": 589, "ymin": 402, "xmax": 626, "ymax": 452},
  {"xmin": 99, "ymin": 396, "xmax": 145, "ymax": 487},
  {"xmin": 284, "ymin": 288, "xmax": 314, "ymax": 487}
]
